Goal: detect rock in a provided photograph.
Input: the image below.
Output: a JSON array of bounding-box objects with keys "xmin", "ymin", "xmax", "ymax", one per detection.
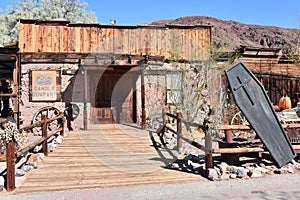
[
  {"xmin": 27, "ymin": 154, "xmax": 39, "ymax": 163},
  {"xmin": 208, "ymin": 168, "xmax": 219, "ymax": 181},
  {"xmin": 22, "ymin": 164, "xmax": 33, "ymax": 172},
  {"xmin": 229, "ymin": 173, "xmax": 237, "ymax": 179},
  {"xmin": 217, "ymin": 162, "xmax": 229, "ymax": 174},
  {"xmin": 48, "ymin": 143, "xmax": 54, "ymax": 153},
  {"xmin": 250, "ymin": 168, "xmax": 263, "ymax": 178},
  {"xmin": 51, "ymin": 140, "xmax": 59, "ymax": 148},
  {"xmin": 291, "ymin": 159, "xmax": 300, "ymax": 170},
  {"xmin": 26, "ymin": 154, "xmax": 39, "ymax": 168},
  {"xmin": 0, "ymin": 176, "xmax": 4, "ymax": 187},
  {"xmin": 47, "ymin": 136, "xmax": 56, "ymax": 143},
  {"xmin": 54, "ymin": 135, "xmax": 63, "ymax": 144},
  {"xmin": 215, "ymin": 167, "xmax": 221, "ymax": 176},
  {"xmin": 257, "ymin": 166, "xmax": 269, "ymax": 175},
  {"xmin": 227, "ymin": 166, "xmax": 237, "ymax": 173},
  {"xmin": 33, "ymin": 145, "xmax": 42, "ymax": 153},
  {"xmin": 236, "ymin": 167, "xmax": 248, "ymax": 179},
  {"xmin": 219, "ymin": 173, "xmax": 230, "ymax": 180},
  {"xmin": 274, "ymin": 167, "xmax": 289, "ymax": 174},
  {"xmin": 258, "ymin": 162, "xmax": 266, "ymax": 168},
  {"xmin": 38, "ymin": 153, "xmax": 45, "ymax": 160},
  {"xmin": 286, "ymin": 163, "xmax": 295, "ymax": 173},
  {"xmin": 15, "ymin": 169, "xmax": 26, "ymax": 177},
  {"xmin": 187, "ymin": 160, "xmax": 202, "ymax": 169}
]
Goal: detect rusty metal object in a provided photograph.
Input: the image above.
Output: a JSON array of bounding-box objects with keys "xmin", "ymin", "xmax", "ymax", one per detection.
[{"xmin": 286, "ymin": 129, "xmax": 300, "ymax": 144}]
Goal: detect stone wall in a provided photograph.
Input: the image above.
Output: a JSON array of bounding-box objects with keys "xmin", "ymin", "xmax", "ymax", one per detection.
[{"xmin": 20, "ymin": 63, "xmax": 79, "ymax": 129}]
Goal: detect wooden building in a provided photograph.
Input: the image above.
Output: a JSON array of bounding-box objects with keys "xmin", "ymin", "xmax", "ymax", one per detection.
[
  {"xmin": 238, "ymin": 46, "xmax": 300, "ymax": 107},
  {"xmin": 16, "ymin": 19, "xmax": 211, "ymax": 129}
]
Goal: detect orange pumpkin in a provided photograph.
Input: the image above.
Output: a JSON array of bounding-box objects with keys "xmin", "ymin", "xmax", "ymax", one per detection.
[{"xmin": 279, "ymin": 96, "xmax": 292, "ymax": 110}]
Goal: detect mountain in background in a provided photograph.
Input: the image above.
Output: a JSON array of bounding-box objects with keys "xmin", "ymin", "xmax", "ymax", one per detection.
[{"xmin": 149, "ymin": 16, "xmax": 300, "ymax": 53}]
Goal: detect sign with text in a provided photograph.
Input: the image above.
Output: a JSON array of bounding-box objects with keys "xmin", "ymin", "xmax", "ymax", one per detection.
[{"xmin": 31, "ymin": 70, "xmax": 59, "ymax": 101}]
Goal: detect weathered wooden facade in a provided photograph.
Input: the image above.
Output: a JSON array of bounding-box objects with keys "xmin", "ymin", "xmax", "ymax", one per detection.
[
  {"xmin": 238, "ymin": 46, "xmax": 300, "ymax": 107},
  {"xmin": 16, "ymin": 19, "xmax": 211, "ymax": 129}
]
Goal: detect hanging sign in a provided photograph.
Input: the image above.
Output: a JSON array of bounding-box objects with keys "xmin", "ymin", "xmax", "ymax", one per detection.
[{"xmin": 30, "ymin": 70, "xmax": 60, "ymax": 101}]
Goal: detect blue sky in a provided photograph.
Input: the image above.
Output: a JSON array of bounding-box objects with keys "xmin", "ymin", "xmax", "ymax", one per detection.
[{"xmin": 0, "ymin": 0, "xmax": 299, "ymax": 28}]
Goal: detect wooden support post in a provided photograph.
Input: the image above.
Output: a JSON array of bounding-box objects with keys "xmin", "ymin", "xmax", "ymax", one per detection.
[
  {"xmin": 205, "ymin": 134, "xmax": 213, "ymax": 173},
  {"xmin": 176, "ymin": 112, "xmax": 182, "ymax": 151},
  {"xmin": 60, "ymin": 114, "xmax": 65, "ymax": 137},
  {"xmin": 225, "ymin": 130, "xmax": 233, "ymax": 143},
  {"xmin": 6, "ymin": 140, "xmax": 16, "ymax": 192},
  {"xmin": 223, "ymin": 119, "xmax": 239, "ymax": 165},
  {"xmin": 15, "ymin": 53, "xmax": 21, "ymax": 128},
  {"xmin": 140, "ymin": 65, "xmax": 146, "ymax": 129},
  {"xmin": 162, "ymin": 107, "xmax": 167, "ymax": 135},
  {"xmin": 42, "ymin": 115, "xmax": 48, "ymax": 156},
  {"xmin": 204, "ymin": 117, "xmax": 213, "ymax": 175},
  {"xmin": 83, "ymin": 66, "xmax": 88, "ymax": 130}
]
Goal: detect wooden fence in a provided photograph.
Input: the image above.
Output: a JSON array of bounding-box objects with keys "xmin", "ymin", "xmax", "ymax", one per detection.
[
  {"xmin": 162, "ymin": 107, "xmax": 300, "ymax": 176},
  {"xmin": 255, "ymin": 73, "xmax": 300, "ymax": 107},
  {"xmin": 4, "ymin": 113, "xmax": 64, "ymax": 191}
]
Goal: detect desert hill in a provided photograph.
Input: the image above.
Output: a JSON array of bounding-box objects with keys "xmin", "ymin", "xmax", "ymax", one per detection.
[{"xmin": 150, "ymin": 16, "xmax": 300, "ymax": 53}]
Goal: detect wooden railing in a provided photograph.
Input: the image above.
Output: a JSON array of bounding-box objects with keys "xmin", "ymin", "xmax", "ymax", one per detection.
[
  {"xmin": 162, "ymin": 107, "xmax": 300, "ymax": 176},
  {"xmin": 162, "ymin": 107, "xmax": 213, "ymax": 174},
  {"xmin": 4, "ymin": 112, "xmax": 64, "ymax": 192}
]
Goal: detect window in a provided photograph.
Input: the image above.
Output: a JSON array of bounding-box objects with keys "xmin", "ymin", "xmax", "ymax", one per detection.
[{"xmin": 166, "ymin": 72, "xmax": 182, "ymax": 104}]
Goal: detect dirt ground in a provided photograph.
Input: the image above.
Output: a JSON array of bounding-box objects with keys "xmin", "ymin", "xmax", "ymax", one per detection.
[{"xmin": 0, "ymin": 173, "xmax": 300, "ymax": 200}]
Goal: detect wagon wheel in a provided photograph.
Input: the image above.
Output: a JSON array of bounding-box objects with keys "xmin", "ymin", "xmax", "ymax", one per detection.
[
  {"xmin": 64, "ymin": 103, "xmax": 80, "ymax": 120},
  {"xmin": 230, "ymin": 111, "xmax": 248, "ymax": 126},
  {"xmin": 230, "ymin": 111, "xmax": 252, "ymax": 137},
  {"xmin": 31, "ymin": 106, "xmax": 60, "ymax": 135}
]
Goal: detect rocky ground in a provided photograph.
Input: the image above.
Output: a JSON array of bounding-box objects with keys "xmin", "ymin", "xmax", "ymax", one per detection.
[
  {"xmin": 167, "ymin": 151, "xmax": 300, "ymax": 181},
  {"xmin": 162, "ymin": 125, "xmax": 300, "ymax": 182}
]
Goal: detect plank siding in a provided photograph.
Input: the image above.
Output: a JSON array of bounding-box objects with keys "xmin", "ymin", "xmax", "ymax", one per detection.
[
  {"xmin": 52, "ymin": 26, "xmax": 60, "ymax": 52},
  {"xmin": 60, "ymin": 26, "xmax": 69, "ymax": 52},
  {"xmin": 18, "ymin": 20, "xmax": 211, "ymax": 60}
]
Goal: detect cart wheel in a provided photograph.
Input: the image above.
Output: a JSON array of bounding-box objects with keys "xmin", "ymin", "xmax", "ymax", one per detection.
[
  {"xmin": 230, "ymin": 111, "xmax": 248, "ymax": 126},
  {"xmin": 64, "ymin": 103, "xmax": 80, "ymax": 120},
  {"xmin": 230, "ymin": 111, "xmax": 251, "ymax": 136},
  {"xmin": 31, "ymin": 106, "xmax": 60, "ymax": 135}
]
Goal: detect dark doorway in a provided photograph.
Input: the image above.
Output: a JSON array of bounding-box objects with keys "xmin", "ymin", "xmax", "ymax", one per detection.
[{"xmin": 91, "ymin": 66, "xmax": 139, "ymax": 124}]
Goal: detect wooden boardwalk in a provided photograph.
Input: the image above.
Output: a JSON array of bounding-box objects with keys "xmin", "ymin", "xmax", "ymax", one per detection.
[{"xmin": 15, "ymin": 124, "xmax": 206, "ymax": 194}]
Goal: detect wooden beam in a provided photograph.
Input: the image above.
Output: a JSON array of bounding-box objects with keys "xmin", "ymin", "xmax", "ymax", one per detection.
[
  {"xmin": 0, "ymin": 156, "xmax": 6, "ymax": 162},
  {"xmin": 220, "ymin": 123, "xmax": 300, "ymax": 130},
  {"xmin": 212, "ymin": 145, "xmax": 300, "ymax": 154},
  {"xmin": 212, "ymin": 147, "xmax": 264, "ymax": 154}
]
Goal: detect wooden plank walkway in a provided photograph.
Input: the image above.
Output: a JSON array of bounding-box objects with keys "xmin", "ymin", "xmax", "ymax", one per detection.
[{"xmin": 15, "ymin": 124, "xmax": 206, "ymax": 194}]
